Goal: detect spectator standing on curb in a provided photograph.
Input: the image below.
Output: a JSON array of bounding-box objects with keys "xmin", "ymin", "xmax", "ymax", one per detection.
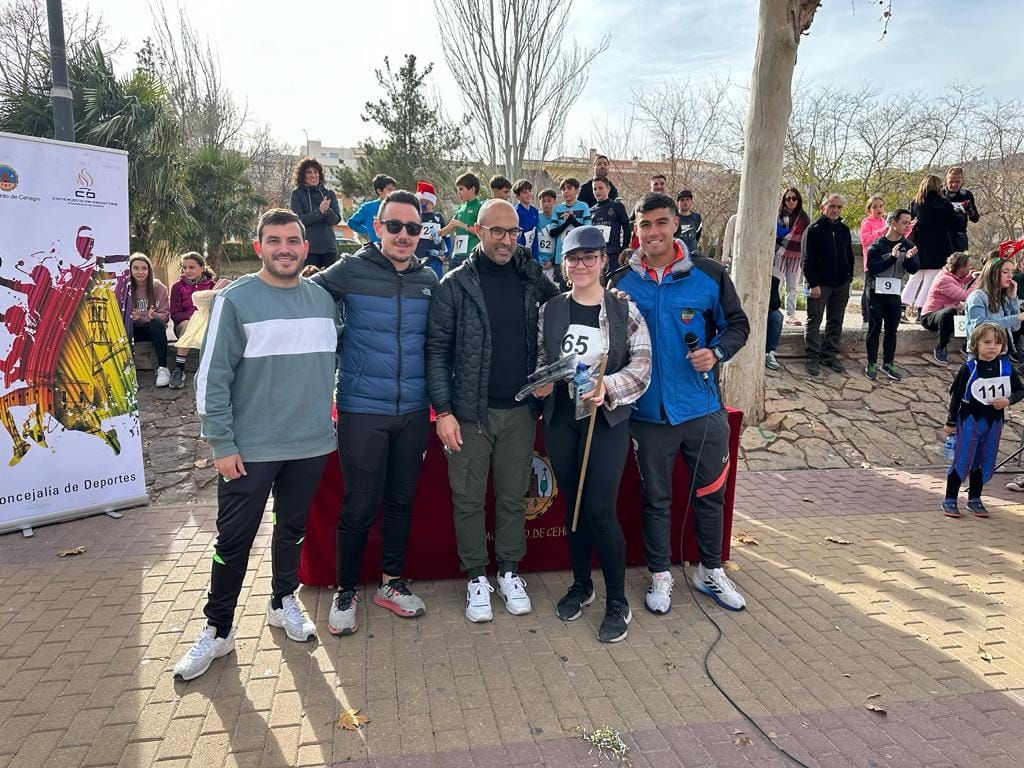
[
  {"xmin": 776, "ymin": 188, "xmax": 810, "ymax": 327},
  {"xmin": 801, "ymin": 194, "xmax": 854, "ymax": 377},
  {"xmin": 864, "ymin": 209, "xmax": 920, "ymax": 382},
  {"xmin": 514, "ymin": 179, "xmax": 540, "ymax": 260},
  {"xmin": 311, "ymin": 190, "xmax": 438, "ymax": 637},
  {"xmin": 903, "ymin": 174, "xmax": 958, "ymax": 318},
  {"xmin": 426, "ymin": 199, "xmax": 559, "ymax": 624},
  {"xmin": 766, "ymin": 274, "xmax": 783, "ymax": 370},
  {"xmin": 288, "ymin": 158, "xmax": 342, "ymax": 268},
  {"xmin": 347, "ymin": 174, "xmax": 397, "ymax": 245},
  {"xmin": 173, "ymin": 208, "xmax": 339, "ymax": 682},
  {"xmin": 859, "ymin": 195, "xmax": 888, "ymax": 327},
  {"xmin": 943, "ymin": 166, "xmax": 981, "ymax": 252},
  {"xmin": 675, "ymin": 190, "xmax": 702, "ymax": 255}
]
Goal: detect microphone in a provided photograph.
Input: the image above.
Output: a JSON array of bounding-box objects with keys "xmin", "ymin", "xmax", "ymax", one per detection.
[{"xmin": 684, "ymin": 331, "xmax": 709, "ymax": 381}]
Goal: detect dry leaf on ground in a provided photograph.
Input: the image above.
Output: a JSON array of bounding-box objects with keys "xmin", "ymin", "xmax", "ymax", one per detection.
[
  {"xmin": 802, "ymin": 497, "xmax": 813, "ymax": 502},
  {"xmin": 978, "ymin": 646, "xmax": 994, "ymax": 662},
  {"xmin": 825, "ymin": 536, "xmax": 852, "ymax": 545},
  {"xmin": 336, "ymin": 708, "xmax": 369, "ymax": 730},
  {"xmin": 194, "ymin": 458, "xmax": 209, "ymax": 468},
  {"xmin": 733, "ymin": 534, "xmax": 760, "ymax": 546},
  {"xmin": 733, "ymin": 734, "xmax": 753, "ymax": 747},
  {"xmin": 768, "ymin": 731, "xmax": 777, "ymax": 739},
  {"xmin": 57, "ymin": 546, "xmax": 86, "ymax": 557},
  {"xmin": 724, "ymin": 561, "xmax": 741, "ymax": 572},
  {"xmin": 864, "ymin": 703, "xmax": 887, "ymax": 715}
]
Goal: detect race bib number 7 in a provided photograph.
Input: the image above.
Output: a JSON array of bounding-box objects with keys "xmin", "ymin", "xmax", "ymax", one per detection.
[
  {"xmin": 970, "ymin": 375, "xmax": 1011, "ymax": 405},
  {"xmin": 453, "ymin": 234, "xmax": 469, "ymax": 254}
]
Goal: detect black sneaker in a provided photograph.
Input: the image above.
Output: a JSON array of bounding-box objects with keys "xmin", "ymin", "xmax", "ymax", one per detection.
[
  {"xmin": 168, "ymin": 367, "xmax": 185, "ymax": 389},
  {"xmin": 881, "ymin": 363, "xmax": 902, "ymax": 381},
  {"xmin": 598, "ymin": 600, "xmax": 632, "ymax": 643},
  {"xmin": 865, "ymin": 364, "xmax": 878, "ymax": 381},
  {"xmin": 933, "ymin": 346, "xmax": 949, "ymax": 364},
  {"xmin": 824, "ymin": 359, "xmax": 846, "ymax": 374},
  {"xmin": 556, "ymin": 581, "xmax": 595, "ymax": 621},
  {"xmin": 805, "ymin": 359, "xmax": 820, "ymax": 377}
]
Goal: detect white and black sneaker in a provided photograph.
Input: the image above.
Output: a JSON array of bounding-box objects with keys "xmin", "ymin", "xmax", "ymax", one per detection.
[
  {"xmin": 644, "ymin": 571, "xmax": 673, "ymax": 614},
  {"xmin": 266, "ymin": 594, "xmax": 317, "ymax": 642},
  {"xmin": 693, "ymin": 563, "xmax": 746, "ymax": 611},
  {"xmin": 598, "ymin": 599, "xmax": 632, "ymax": 643}
]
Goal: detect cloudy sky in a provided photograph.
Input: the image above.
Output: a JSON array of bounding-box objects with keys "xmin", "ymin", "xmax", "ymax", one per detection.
[{"xmin": 85, "ymin": 0, "xmax": 1024, "ymax": 155}]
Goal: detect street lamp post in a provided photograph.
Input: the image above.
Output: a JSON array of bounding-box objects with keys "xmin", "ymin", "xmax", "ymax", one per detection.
[{"xmin": 46, "ymin": 0, "xmax": 75, "ymax": 142}]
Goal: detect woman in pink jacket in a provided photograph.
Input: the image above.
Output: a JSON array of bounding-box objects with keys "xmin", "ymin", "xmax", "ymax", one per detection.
[
  {"xmin": 859, "ymin": 195, "xmax": 888, "ymax": 324},
  {"xmin": 129, "ymin": 253, "xmax": 172, "ymax": 386},
  {"xmin": 919, "ymin": 251, "xmax": 977, "ymax": 364},
  {"xmin": 168, "ymin": 251, "xmax": 217, "ymax": 390}
]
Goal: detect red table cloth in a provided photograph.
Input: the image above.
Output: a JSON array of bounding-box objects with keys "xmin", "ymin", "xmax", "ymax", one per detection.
[{"xmin": 299, "ymin": 408, "xmax": 742, "ymax": 586}]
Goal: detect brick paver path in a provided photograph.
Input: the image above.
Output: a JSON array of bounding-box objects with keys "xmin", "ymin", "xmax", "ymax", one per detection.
[{"xmin": 1, "ymin": 467, "xmax": 1023, "ymax": 767}]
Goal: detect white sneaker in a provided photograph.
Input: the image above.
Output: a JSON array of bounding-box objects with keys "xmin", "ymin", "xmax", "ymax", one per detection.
[
  {"xmin": 496, "ymin": 572, "xmax": 532, "ymax": 615},
  {"xmin": 465, "ymin": 576, "xmax": 494, "ymax": 622},
  {"xmin": 1007, "ymin": 474, "xmax": 1024, "ymax": 492},
  {"xmin": 155, "ymin": 366, "xmax": 171, "ymax": 387},
  {"xmin": 173, "ymin": 626, "xmax": 235, "ymax": 681},
  {"xmin": 266, "ymin": 594, "xmax": 317, "ymax": 642},
  {"xmin": 328, "ymin": 589, "xmax": 359, "ymax": 635},
  {"xmin": 645, "ymin": 571, "xmax": 674, "ymax": 614},
  {"xmin": 764, "ymin": 351, "xmax": 780, "ymax": 370},
  {"xmin": 693, "ymin": 563, "xmax": 747, "ymax": 611}
]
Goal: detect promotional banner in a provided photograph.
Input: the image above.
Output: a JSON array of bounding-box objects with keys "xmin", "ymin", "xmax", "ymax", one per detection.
[{"xmin": 0, "ymin": 132, "xmax": 147, "ymax": 534}]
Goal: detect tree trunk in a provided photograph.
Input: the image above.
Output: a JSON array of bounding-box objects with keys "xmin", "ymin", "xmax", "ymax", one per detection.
[{"xmin": 722, "ymin": 0, "xmax": 819, "ymax": 424}]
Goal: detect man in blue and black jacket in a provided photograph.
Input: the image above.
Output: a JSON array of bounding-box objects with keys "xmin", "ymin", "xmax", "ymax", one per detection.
[
  {"xmin": 608, "ymin": 192, "xmax": 749, "ymax": 616},
  {"xmin": 311, "ymin": 189, "xmax": 438, "ymax": 637}
]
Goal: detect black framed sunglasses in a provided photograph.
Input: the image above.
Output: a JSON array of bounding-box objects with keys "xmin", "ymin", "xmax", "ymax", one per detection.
[{"xmin": 382, "ymin": 219, "xmax": 423, "ymax": 236}]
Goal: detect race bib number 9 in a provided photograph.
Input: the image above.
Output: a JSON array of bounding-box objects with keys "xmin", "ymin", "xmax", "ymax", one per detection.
[
  {"xmin": 970, "ymin": 375, "xmax": 1011, "ymax": 405},
  {"xmin": 875, "ymin": 277, "xmax": 902, "ymax": 295},
  {"xmin": 454, "ymin": 234, "xmax": 469, "ymax": 254},
  {"xmin": 560, "ymin": 323, "xmax": 605, "ymax": 369}
]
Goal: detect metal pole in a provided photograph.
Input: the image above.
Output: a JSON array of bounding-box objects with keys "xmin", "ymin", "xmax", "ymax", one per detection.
[{"xmin": 46, "ymin": 0, "xmax": 75, "ymax": 142}]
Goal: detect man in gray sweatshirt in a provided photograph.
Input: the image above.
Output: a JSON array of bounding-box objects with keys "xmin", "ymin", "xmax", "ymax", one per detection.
[{"xmin": 173, "ymin": 208, "xmax": 340, "ymax": 682}]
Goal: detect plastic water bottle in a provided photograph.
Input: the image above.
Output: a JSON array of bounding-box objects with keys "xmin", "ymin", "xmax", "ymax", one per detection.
[
  {"xmin": 573, "ymin": 363, "xmax": 594, "ymax": 398},
  {"xmin": 943, "ymin": 434, "xmax": 956, "ymax": 462}
]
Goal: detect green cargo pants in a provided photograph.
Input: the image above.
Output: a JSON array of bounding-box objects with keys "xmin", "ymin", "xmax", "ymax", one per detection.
[{"xmin": 446, "ymin": 406, "xmax": 535, "ymax": 578}]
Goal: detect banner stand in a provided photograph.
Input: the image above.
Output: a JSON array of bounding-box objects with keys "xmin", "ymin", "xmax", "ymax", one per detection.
[{"xmin": 0, "ymin": 132, "xmax": 148, "ymax": 535}]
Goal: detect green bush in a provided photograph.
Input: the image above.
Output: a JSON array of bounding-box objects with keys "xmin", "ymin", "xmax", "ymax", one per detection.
[{"xmin": 221, "ymin": 241, "xmax": 252, "ymax": 263}]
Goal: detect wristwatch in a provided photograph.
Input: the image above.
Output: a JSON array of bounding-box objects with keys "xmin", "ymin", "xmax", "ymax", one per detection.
[{"xmin": 712, "ymin": 346, "xmax": 726, "ymax": 362}]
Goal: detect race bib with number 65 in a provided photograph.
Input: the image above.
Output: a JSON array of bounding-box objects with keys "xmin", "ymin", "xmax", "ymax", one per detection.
[{"xmin": 560, "ymin": 323, "xmax": 606, "ymax": 369}]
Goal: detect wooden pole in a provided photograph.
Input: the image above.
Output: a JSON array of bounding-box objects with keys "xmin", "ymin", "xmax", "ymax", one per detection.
[{"xmin": 571, "ymin": 354, "xmax": 609, "ymax": 533}]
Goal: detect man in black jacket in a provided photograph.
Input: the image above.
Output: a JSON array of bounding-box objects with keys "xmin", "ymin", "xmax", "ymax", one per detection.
[
  {"xmin": 943, "ymin": 166, "xmax": 980, "ymax": 252},
  {"xmin": 801, "ymin": 194, "xmax": 854, "ymax": 376},
  {"xmin": 426, "ymin": 199, "xmax": 559, "ymax": 623},
  {"xmin": 288, "ymin": 158, "xmax": 342, "ymax": 268},
  {"xmin": 578, "ymin": 154, "xmax": 619, "ymax": 207}
]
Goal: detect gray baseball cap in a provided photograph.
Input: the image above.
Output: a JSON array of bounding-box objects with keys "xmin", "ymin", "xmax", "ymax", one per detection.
[{"xmin": 562, "ymin": 225, "xmax": 607, "ymax": 255}]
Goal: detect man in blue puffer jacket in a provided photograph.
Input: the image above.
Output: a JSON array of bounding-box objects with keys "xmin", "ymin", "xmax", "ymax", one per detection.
[
  {"xmin": 608, "ymin": 193, "xmax": 749, "ymax": 617},
  {"xmin": 311, "ymin": 189, "xmax": 438, "ymax": 636}
]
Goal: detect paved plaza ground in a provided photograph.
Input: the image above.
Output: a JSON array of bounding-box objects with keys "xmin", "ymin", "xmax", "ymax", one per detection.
[{"xmin": 2, "ymin": 465, "xmax": 1023, "ymax": 767}]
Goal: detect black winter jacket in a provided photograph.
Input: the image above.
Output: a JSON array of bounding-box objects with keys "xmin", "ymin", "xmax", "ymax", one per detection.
[
  {"xmin": 289, "ymin": 185, "xmax": 342, "ymax": 255},
  {"xmin": 801, "ymin": 215, "xmax": 854, "ymax": 288},
  {"xmin": 426, "ymin": 246, "xmax": 560, "ymax": 423},
  {"xmin": 910, "ymin": 191, "xmax": 959, "ymax": 270}
]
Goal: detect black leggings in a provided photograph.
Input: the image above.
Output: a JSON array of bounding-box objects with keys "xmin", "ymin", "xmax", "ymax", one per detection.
[
  {"xmin": 920, "ymin": 307, "xmax": 958, "ymax": 350},
  {"xmin": 205, "ymin": 454, "xmax": 329, "ymax": 635},
  {"xmin": 945, "ymin": 468, "xmax": 983, "ymax": 501},
  {"xmin": 866, "ymin": 294, "xmax": 901, "ymax": 365},
  {"xmin": 133, "ymin": 319, "xmax": 168, "ymax": 367},
  {"xmin": 543, "ymin": 395, "xmax": 628, "ymax": 604}
]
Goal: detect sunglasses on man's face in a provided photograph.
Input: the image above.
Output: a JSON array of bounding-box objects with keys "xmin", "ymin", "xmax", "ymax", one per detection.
[{"xmin": 381, "ymin": 219, "xmax": 423, "ymax": 236}]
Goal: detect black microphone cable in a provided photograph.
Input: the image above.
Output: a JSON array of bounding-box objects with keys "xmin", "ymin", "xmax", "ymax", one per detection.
[{"xmin": 676, "ymin": 356, "xmax": 813, "ymax": 768}]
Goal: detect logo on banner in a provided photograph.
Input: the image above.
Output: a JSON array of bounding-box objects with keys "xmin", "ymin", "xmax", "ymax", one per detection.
[
  {"xmin": 524, "ymin": 451, "xmax": 558, "ymax": 520},
  {"xmin": 0, "ymin": 164, "xmax": 17, "ymax": 191},
  {"xmin": 75, "ymin": 168, "xmax": 96, "ymax": 199}
]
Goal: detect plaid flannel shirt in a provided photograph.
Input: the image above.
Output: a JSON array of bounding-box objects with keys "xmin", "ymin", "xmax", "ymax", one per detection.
[{"xmin": 536, "ymin": 296, "xmax": 652, "ymax": 410}]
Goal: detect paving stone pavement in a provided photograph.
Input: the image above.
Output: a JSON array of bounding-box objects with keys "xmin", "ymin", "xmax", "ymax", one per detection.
[{"xmin": 2, "ymin": 466, "xmax": 1024, "ymax": 767}]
